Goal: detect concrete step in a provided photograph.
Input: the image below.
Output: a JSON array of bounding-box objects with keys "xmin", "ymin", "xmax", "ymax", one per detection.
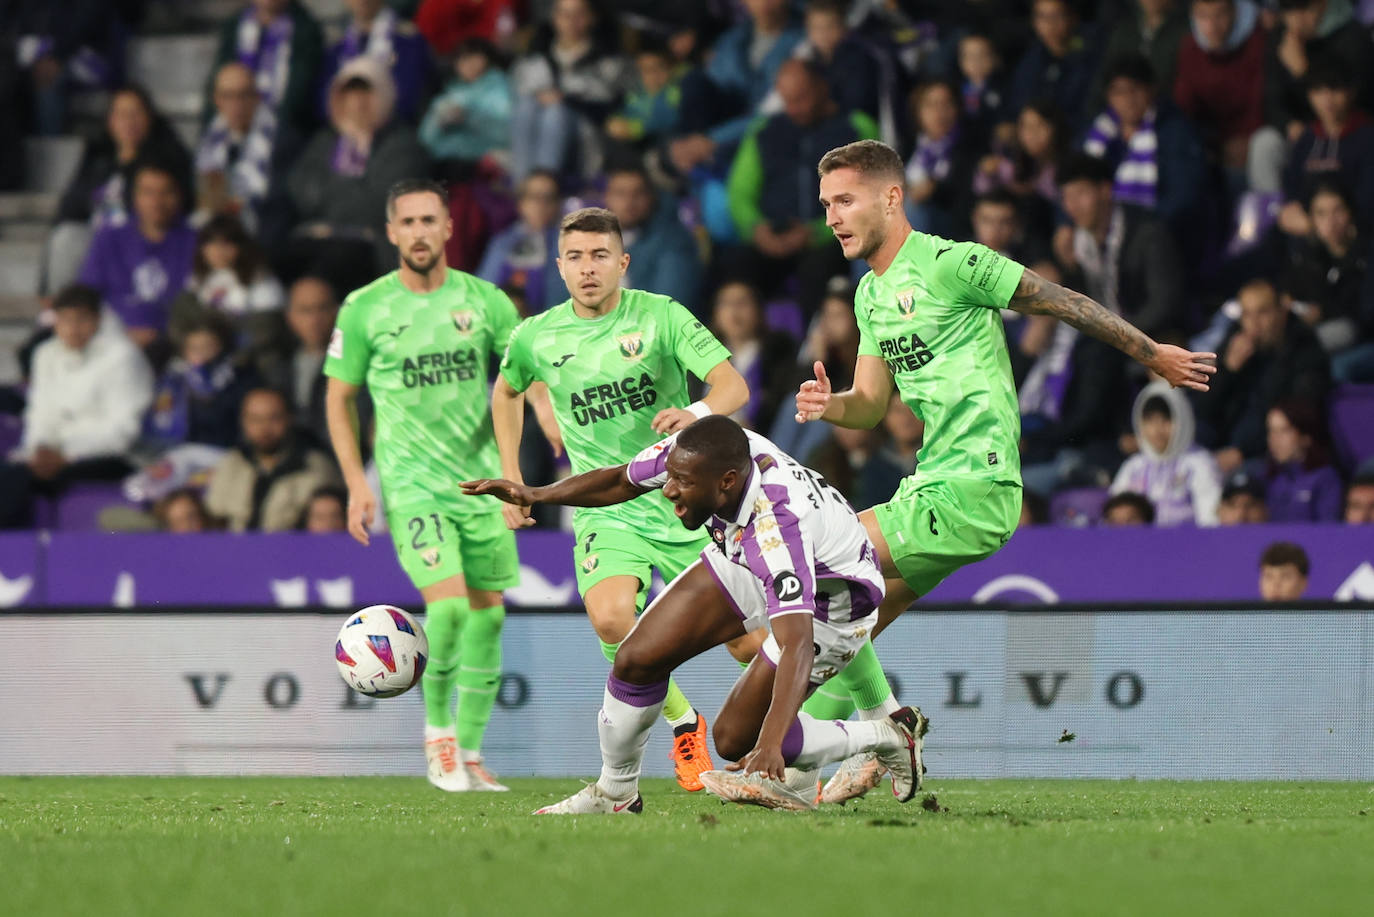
[
  {"xmin": 1, "ymin": 221, "xmax": 53, "ymax": 244},
  {"xmin": 0, "ymin": 242, "xmax": 44, "ymax": 297},
  {"xmin": 24, "ymin": 136, "xmax": 85, "ymax": 195},
  {"xmin": 0, "ymin": 193, "xmax": 59, "ymax": 223},
  {"xmin": 0, "ymin": 294, "xmax": 43, "ymax": 321},
  {"xmin": 127, "ymin": 34, "xmax": 219, "ymax": 119}
]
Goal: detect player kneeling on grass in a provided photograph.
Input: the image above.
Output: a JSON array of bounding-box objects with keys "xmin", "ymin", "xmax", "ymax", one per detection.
[{"xmin": 463, "ymin": 416, "xmax": 927, "ymax": 813}]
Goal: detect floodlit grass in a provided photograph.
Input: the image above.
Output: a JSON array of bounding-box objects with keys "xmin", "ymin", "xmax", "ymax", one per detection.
[{"xmin": 2, "ymin": 777, "xmax": 1371, "ymax": 916}]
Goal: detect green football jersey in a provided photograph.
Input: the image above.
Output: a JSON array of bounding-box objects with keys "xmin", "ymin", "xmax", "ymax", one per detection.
[
  {"xmin": 500, "ymin": 288, "xmax": 731, "ymax": 542},
  {"xmin": 855, "ymin": 231, "xmax": 1024, "ymax": 484},
  {"xmin": 324, "ymin": 269, "xmax": 519, "ymax": 516}
]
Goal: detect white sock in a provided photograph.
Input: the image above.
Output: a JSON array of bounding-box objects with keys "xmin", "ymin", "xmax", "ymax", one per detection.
[
  {"xmin": 858, "ymin": 695, "xmax": 901, "ymax": 720},
  {"xmin": 425, "ymin": 725, "xmax": 456, "ymax": 743},
  {"xmin": 791, "ymin": 714, "xmax": 893, "ymax": 770},
  {"xmin": 596, "ymin": 688, "xmax": 663, "ymax": 799},
  {"xmin": 458, "ymin": 747, "xmax": 479, "ymax": 762},
  {"xmin": 665, "ymin": 707, "xmax": 696, "ymax": 729}
]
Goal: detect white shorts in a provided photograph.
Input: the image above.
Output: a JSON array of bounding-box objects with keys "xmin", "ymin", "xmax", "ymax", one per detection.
[{"xmin": 703, "ymin": 548, "xmax": 878, "ymax": 686}]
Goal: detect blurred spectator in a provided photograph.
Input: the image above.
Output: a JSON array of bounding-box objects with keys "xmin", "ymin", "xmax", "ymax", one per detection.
[
  {"xmin": 46, "ymin": 86, "xmax": 192, "ymax": 295},
  {"xmin": 971, "ymin": 189, "xmax": 1049, "ymax": 266},
  {"xmin": 153, "ymin": 487, "xmax": 214, "ymax": 533},
  {"xmin": 604, "ymin": 43, "xmax": 683, "ymax": 157},
  {"xmin": 1083, "ymin": 53, "xmax": 1206, "ymax": 232},
  {"xmin": 603, "ymin": 166, "xmax": 699, "ymax": 311},
  {"xmin": 1258, "ymin": 540, "xmax": 1309, "ymax": 600},
  {"xmin": 476, "ymin": 169, "xmax": 564, "ymax": 312},
  {"xmin": 261, "ymin": 275, "xmax": 344, "ymax": 446},
  {"xmin": 1174, "ymin": 0, "xmax": 1268, "ymax": 173},
  {"xmin": 5, "ymin": 0, "xmax": 132, "ymax": 135},
  {"xmin": 171, "ymin": 215, "xmax": 286, "ymax": 358},
  {"xmin": 1275, "ymin": 61, "xmax": 1374, "ymax": 237},
  {"xmin": 298, "ymin": 484, "xmax": 348, "ymax": 532},
  {"xmin": 320, "ymin": 0, "xmax": 432, "ymax": 123},
  {"xmin": 1260, "ymin": 398, "xmax": 1344, "ymax": 520},
  {"xmin": 724, "ymin": 60, "xmax": 877, "ymax": 318},
  {"xmin": 1261, "ymin": 0, "xmax": 1373, "ymax": 146},
  {"xmin": 1006, "ymin": 0, "xmax": 1101, "ymax": 130},
  {"xmin": 669, "ymin": 0, "xmax": 803, "ymax": 175},
  {"xmin": 1217, "ymin": 470, "xmax": 1270, "ymax": 522},
  {"xmin": 793, "ymin": 0, "xmax": 886, "ymax": 129},
  {"xmin": 1098, "ymin": 0, "xmax": 1188, "ymax": 106},
  {"xmin": 878, "ymin": 395, "xmax": 922, "ymax": 481},
  {"xmin": 415, "ymin": 0, "xmax": 516, "ymax": 57},
  {"xmin": 1103, "ymin": 491, "xmax": 1157, "ymax": 525},
  {"xmin": 1279, "ymin": 180, "xmax": 1374, "ymax": 381},
  {"xmin": 1194, "ymin": 278, "xmax": 1330, "ymax": 471},
  {"xmin": 77, "ymin": 160, "xmax": 197, "ymax": 351},
  {"xmin": 694, "ymin": 281, "xmax": 796, "ymax": 430},
  {"xmin": 196, "ymin": 61, "xmax": 302, "ymax": 248},
  {"xmin": 204, "ymin": 387, "xmax": 341, "ymax": 532},
  {"xmin": 770, "ymin": 277, "xmax": 860, "ymax": 457},
  {"xmin": 974, "ymin": 99, "xmax": 1066, "ymax": 239},
  {"xmin": 1019, "ymin": 489, "xmax": 1051, "ymax": 527},
  {"xmin": 1111, "ymin": 382, "xmax": 1223, "ymax": 526},
  {"xmin": 1345, "ymin": 471, "xmax": 1374, "ymax": 522},
  {"xmin": 1056, "ymin": 153, "xmax": 1186, "ymax": 339},
  {"xmin": 144, "ymin": 313, "xmax": 257, "ymax": 451},
  {"xmin": 0, "ymin": 286, "xmax": 153, "ymax": 529},
  {"xmin": 419, "ymin": 37, "xmax": 512, "ymax": 166},
  {"xmin": 956, "ymin": 31, "xmax": 1008, "ymax": 147},
  {"xmin": 805, "ymin": 425, "xmax": 886, "ymax": 510},
  {"xmin": 286, "ymin": 56, "xmax": 429, "ymax": 287},
  {"xmin": 509, "ymin": 0, "xmax": 629, "ymax": 181},
  {"xmin": 209, "ymin": 0, "xmax": 325, "ymax": 136},
  {"xmin": 904, "ymin": 79, "xmax": 977, "ymax": 238}
]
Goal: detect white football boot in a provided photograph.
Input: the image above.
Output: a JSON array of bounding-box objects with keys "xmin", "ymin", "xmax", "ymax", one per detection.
[
  {"xmin": 873, "ymin": 707, "xmax": 929, "ymax": 803},
  {"xmin": 533, "ymin": 783, "xmax": 643, "ymax": 815},
  {"xmin": 699, "ymin": 770, "xmax": 817, "ymax": 811},
  {"xmin": 462, "ymin": 758, "xmax": 510, "ymax": 792},
  {"xmin": 425, "ymin": 736, "xmax": 471, "ymax": 792},
  {"xmin": 820, "ymin": 752, "xmax": 885, "ymax": 805},
  {"xmin": 783, "ymin": 766, "xmax": 822, "ymax": 806}
]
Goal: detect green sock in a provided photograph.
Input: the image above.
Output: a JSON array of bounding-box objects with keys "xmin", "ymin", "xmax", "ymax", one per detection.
[
  {"xmin": 600, "ymin": 637, "xmax": 695, "ymax": 726},
  {"xmin": 456, "ymin": 603, "xmax": 505, "ymax": 753},
  {"xmin": 801, "ymin": 682, "xmax": 856, "ymax": 720},
  {"xmin": 421, "ymin": 596, "xmax": 468, "ymax": 729},
  {"xmin": 839, "ymin": 640, "xmax": 893, "ymax": 710}
]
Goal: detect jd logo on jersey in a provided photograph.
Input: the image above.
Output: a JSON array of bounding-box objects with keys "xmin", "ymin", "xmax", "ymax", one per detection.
[
  {"xmin": 451, "ymin": 311, "xmax": 475, "ymax": 333},
  {"xmin": 774, "ymin": 571, "xmax": 803, "ymax": 603},
  {"xmin": 895, "ymin": 288, "xmax": 917, "ymax": 317},
  {"xmin": 617, "ymin": 332, "xmax": 645, "ymax": 361}
]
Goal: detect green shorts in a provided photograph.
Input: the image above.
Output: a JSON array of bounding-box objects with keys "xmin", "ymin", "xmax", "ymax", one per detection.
[
  {"xmin": 872, "ymin": 477, "xmax": 1021, "ymax": 597},
  {"xmin": 571, "ymin": 521, "xmax": 708, "ymax": 612},
  {"xmin": 388, "ymin": 507, "xmax": 519, "ymax": 592}
]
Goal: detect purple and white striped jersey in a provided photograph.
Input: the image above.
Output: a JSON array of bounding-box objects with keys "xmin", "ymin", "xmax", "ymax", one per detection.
[{"xmin": 625, "ymin": 430, "xmax": 884, "ymax": 627}]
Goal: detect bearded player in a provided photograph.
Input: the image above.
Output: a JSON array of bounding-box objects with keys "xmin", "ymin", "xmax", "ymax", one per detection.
[
  {"xmin": 464, "ymin": 415, "xmax": 924, "ymax": 813},
  {"xmin": 492, "ymin": 207, "xmax": 754, "ymax": 793},
  {"xmin": 326, "ymin": 179, "xmax": 546, "ymax": 792},
  {"xmin": 794, "ymin": 140, "xmax": 1218, "ymax": 801}
]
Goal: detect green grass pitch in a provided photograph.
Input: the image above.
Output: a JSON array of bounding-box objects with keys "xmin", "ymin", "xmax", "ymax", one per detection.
[{"xmin": 2, "ymin": 777, "xmax": 1371, "ymax": 916}]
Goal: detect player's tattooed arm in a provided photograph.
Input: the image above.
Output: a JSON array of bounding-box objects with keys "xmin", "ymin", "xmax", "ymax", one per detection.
[
  {"xmin": 461, "ymin": 464, "xmax": 647, "ymax": 508},
  {"xmin": 1007, "ymin": 268, "xmax": 1217, "ymax": 392}
]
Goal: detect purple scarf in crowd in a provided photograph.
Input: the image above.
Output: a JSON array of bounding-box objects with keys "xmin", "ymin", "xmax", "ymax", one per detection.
[
  {"xmin": 905, "ymin": 126, "xmax": 960, "ymax": 188},
  {"xmin": 1083, "ymin": 107, "xmax": 1158, "ymax": 210},
  {"xmin": 235, "ymin": 10, "xmax": 294, "ymax": 109}
]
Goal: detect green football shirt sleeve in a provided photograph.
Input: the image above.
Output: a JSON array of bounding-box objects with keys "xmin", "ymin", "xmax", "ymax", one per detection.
[
  {"xmin": 666, "ymin": 298, "xmax": 731, "ymax": 379},
  {"xmin": 498, "ymin": 317, "xmax": 536, "ymax": 392},
  {"xmin": 930, "ymin": 241, "xmax": 1026, "ymax": 310},
  {"xmin": 322, "ymin": 299, "xmax": 370, "ymax": 385},
  {"xmin": 487, "ymin": 287, "xmax": 520, "ymax": 358},
  {"xmin": 855, "ymin": 276, "xmax": 882, "ymax": 358}
]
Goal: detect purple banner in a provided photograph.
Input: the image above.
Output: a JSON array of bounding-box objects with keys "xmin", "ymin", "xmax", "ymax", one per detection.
[
  {"xmin": 0, "ymin": 533, "xmax": 41, "ymax": 608},
  {"xmin": 5, "ymin": 525, "xmax": 1372, "ymax": 608}
]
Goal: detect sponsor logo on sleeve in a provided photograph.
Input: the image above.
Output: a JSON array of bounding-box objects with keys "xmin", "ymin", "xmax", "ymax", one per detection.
[
  {"xmin": 955, "ymin": 247, "xmax": 1009, "ymax": 292},
  {"xmin": 773, "ymin": 572, "xmax": 803, "ymax": 603},
  {"xmin": 327, "ymin": 327, "xmax": 343, "ymax": 359}
]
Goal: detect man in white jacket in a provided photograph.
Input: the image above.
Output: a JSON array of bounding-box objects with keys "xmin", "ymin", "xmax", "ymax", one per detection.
[{"xmin": 0, "ymin": 285, "xmax": 153, "ymax": 528}]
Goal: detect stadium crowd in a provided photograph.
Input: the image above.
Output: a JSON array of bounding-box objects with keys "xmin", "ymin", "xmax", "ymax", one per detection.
[{"xmin": 2, "ymin": 0, "xmax": 1373, "ymax": 534}]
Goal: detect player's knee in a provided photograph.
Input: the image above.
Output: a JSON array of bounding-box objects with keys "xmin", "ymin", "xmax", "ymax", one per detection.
[
  {"xmin": 465, "ymin": 603, "xmax": 506, "ymax": 640},
  {"xmin": 712, "ymin": 716, "xmax": 754, "ymax": 762},
  {"xmin": 609, "ymin": 640, "xmax": 667, "ymax": 685}
]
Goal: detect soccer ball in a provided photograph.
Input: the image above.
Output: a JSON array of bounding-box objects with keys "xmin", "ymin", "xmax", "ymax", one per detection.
[{"xmin": 335, "ymin": 605, "xmax": 429, "ymax": 698}]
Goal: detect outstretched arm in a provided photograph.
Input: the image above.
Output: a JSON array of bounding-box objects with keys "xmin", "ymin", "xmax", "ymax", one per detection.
[
  {"xmin": 1007, "ymin": 268, "xmax": 1217, "ymax": 391},
  {"xmin": 461, "ymin": 464, "xmax": 646, "ymax": 508}
]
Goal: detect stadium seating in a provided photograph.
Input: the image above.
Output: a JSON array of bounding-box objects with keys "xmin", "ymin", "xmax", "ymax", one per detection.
[
  {"xmin": 1330, "ymin": 384, "xmax": 1374, "ymax": 473},
  {"xmin": 1049, "ymin": 487, "xmax": 1110, "ymax": 528}
]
